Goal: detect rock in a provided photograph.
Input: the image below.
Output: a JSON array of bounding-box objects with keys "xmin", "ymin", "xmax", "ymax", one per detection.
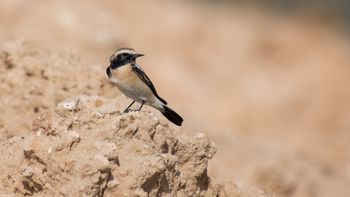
[
  {"xmin": 96, "ymin": 102, "xmax": 120, "ymax": 115},
  {"xmin": 0, "ymin": 95, "xmax": 218, "ymax": 196},
  {"xmin": 55, "ymin": 97, "xmax": 79, "ymax": 115}
]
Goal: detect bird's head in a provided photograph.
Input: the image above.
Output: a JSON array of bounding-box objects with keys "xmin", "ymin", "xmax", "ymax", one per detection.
[{"xmin": 109, "ymin": 48, "xmax": 144, "ymax": 69}]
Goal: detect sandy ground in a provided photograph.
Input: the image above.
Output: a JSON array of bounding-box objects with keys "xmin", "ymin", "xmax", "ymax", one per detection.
[{"xmin": 1, "ymin": 0, "xmax": 350, "ymax": 196}]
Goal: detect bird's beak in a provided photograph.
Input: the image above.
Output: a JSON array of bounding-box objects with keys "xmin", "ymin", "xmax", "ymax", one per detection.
[{"xmin": 133, "ymin": 53, "xmax": 144, "ymax": 59}]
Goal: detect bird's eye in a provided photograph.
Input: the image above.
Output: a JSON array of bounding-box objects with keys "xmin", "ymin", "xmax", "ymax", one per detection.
[{"xmin": 118, "ymin": 53, "xmax": 128, "ymax": 59}]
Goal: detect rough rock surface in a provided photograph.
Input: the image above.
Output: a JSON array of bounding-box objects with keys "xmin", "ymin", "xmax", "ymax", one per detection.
[
  {"xmin": 0, "ymin": 95, "xmax": 218, "ymax": 196},
  {"xmin": 0, "ymin": 40, "xmax": 113, "ymax": 139}
]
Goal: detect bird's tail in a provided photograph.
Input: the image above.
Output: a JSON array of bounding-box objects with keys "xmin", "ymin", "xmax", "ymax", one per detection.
[{"xmin": 161, "ymin": 105, "xmax": 183, "ymax": 126}]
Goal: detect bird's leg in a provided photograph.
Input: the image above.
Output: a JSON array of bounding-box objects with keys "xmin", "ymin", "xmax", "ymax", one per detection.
[
  {"xmin": 136, "ymin": 100, "xmax": 144, "ymax": 111},
  {"xmin": 123, "ymin": 100, "xmax": 135, "ymax": 113}
]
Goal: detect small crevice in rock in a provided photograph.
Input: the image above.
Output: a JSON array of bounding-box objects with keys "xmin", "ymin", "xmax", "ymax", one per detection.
[
  {"xmin": 158, "ymin": 174, "xmax": 170, "ymax": 196},
  {"xmin": 196, "ymin": 169, "xmax": 210, "ymax": 191},
  {"xmin": 160, "ymin": 142, "xmax": 169, "ymax": 154},
  {"xmin": 141, "ymin": 172, "xmax": 162, "ymax": 195},
  {"xmin": 22, "ymin": 179, "xmax": 43, "ymax": 195},
  {"xmin": 101, "ymin": 171, "xmax": 112, "ymax": 197}
]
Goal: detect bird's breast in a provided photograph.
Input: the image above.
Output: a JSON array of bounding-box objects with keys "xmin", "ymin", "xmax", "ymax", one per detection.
[
  {"xmin": 110, "ymin": 64, "xmax": 134, "ymax": 82},
  {"xmin": 110, "ymin": 64, "xmax": 142, "ymax": 88},
  {"xmin": 109, "ymin": 64, "xmax": 154, "ymax": 102}
]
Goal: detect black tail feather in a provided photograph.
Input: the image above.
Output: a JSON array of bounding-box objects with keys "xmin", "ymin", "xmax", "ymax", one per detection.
[{"xmin": 162, "ymin": 105, "xmax": 183, "ymax": 126}]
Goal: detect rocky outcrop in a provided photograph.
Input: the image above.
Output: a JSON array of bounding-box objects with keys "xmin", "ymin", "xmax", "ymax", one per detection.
[{"xmin": 1, "ymin": 95, "xmax": 217, "ymax": 196}]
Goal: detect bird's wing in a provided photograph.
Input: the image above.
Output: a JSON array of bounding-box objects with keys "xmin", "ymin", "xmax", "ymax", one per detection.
[
  {"xmin": 106, "ymin": 67, "xmax": 112, "ymax": 79},
  {"xmin": 131, "ymin": 63, "xmax": 167, "ymax": 104}
]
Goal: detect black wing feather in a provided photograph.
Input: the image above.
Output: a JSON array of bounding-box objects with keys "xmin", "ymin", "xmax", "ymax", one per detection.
[
  {"xmin": 106, "ymin": 67, "xmax": 112, "ymax": 79},
  {"xmin": 131, "ymin": 63, "xmax": 167, "ymax": 104}
]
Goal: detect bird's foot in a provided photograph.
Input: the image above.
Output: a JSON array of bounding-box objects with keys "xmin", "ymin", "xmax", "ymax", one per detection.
[
  {"xmin": 123, "ymin": 109, "xmax": 132, "ymax": 113},
  {"xmin": 123, "ymin": 101, "xmax": 144, "ymax": 113},
  {"xmin": 123, "ymin": 109, "xmax": 141, "ymax": 113}
]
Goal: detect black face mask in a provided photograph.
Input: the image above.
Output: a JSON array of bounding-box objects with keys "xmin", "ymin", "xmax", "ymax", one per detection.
[{"xmin": 110, "ymin": 53, "xmax": 134, "ymax": 69}]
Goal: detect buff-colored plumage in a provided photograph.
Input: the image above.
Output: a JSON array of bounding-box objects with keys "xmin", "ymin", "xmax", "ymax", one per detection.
[{"xmin": 109, "ymin": 63, "xmax": 163, "ymax": 110}]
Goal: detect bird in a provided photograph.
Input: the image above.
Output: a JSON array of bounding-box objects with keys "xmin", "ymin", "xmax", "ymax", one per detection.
[{"xmin": 106, "ymin": 48, "xmax": 183, "ymax": 126}]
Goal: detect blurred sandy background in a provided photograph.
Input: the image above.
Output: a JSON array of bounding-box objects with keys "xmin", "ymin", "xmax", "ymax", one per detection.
[{"xmin": 1, "ymin": 0, "xmax": 350, "ymax": 196}]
